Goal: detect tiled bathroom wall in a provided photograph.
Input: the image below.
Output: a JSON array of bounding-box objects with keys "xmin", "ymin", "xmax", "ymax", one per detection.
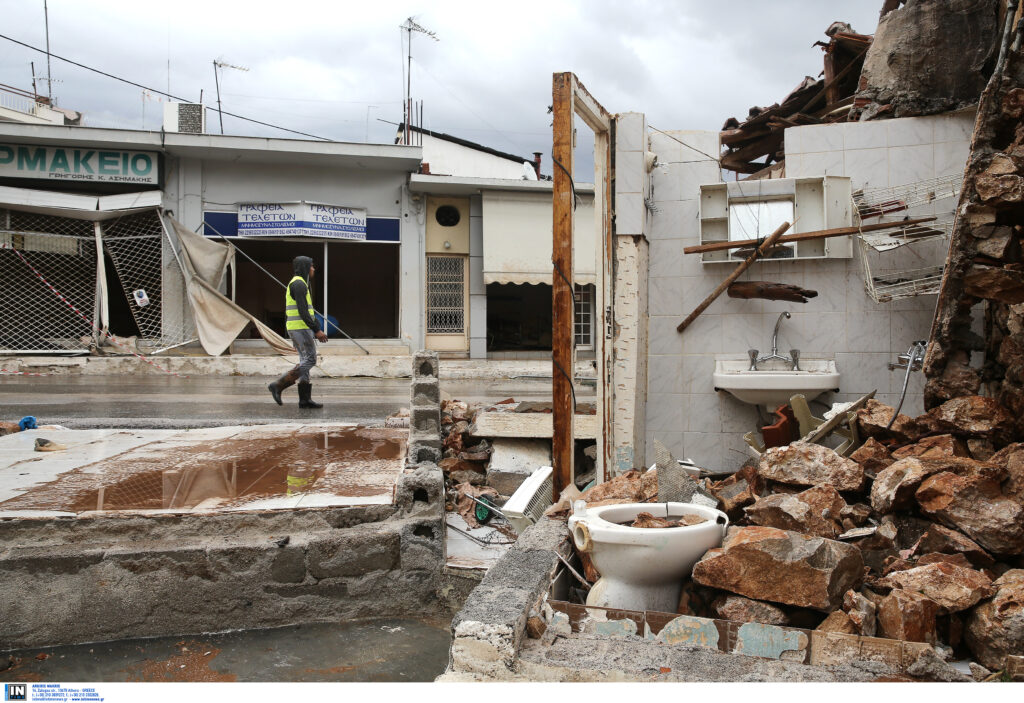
[{"xmin": 643, "ymin": 111, "xmax": 975, "ymax": 470}]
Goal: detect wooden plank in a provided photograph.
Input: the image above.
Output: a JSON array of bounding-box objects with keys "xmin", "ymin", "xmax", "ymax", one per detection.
[
  {"xmin": 552, "ymin": 72, "xmax": 575, "ymax": 499},
  {"xmin": 571, "ymin": 75, "xmax": 612, "ymax": 132},
  {"xmin": 472, "ymin": 412, "xmax": 599, "ymax": 439},
  {"xmin": 683, "ymin": 217, "xmax": 936, "ymax": 255},
  {"xmin": 677, "ymin": 221, "xmax": 791, "ymax": 333}
]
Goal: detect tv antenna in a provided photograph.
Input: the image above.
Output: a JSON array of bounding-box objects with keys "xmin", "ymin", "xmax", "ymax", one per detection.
[
  {"xmin": 400, "ymin": 17, "xmax": 438, "ymax": 145},
  {"xmin": 213, "ymin": 58, "xmax": 249, "ymax": 134}
]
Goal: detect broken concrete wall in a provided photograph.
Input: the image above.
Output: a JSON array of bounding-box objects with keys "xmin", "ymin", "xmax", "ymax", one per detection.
[
  {"xmin": 0, "ymin": 476, "xmax": 446, "ymax": 650},
  {"xmin": 851, "ymin": 0, "xmax": 1001, "ymax": 121},
  {"xmin": 608, "ymin": 112, "xmax": 652, "ymax": 474}
]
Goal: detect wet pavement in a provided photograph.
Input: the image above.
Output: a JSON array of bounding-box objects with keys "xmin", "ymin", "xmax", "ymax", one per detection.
[
  {"xmin": 1, "ymin": 618, "xmax": 451, "ymax": 682},
  {"xmin": 0, "ymin": 424, "xmax": 406, "ymax": 516},
  {"xmin": 0, "ymin": 376, "xmax": 577, "ymax": 429}
]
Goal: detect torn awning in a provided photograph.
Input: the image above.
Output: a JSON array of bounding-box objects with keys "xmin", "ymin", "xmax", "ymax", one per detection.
[{"xmin": 481, "ymin": 190, "xmax": 597, "ymax": 286}]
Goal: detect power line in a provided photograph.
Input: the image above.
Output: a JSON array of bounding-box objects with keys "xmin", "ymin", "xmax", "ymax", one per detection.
[{"xmin": 0, "ymin": 33, "xmax": 331, "ymax": 141}]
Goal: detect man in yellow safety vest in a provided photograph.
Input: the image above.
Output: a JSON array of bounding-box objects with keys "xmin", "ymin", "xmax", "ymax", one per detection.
[{"xmin": 268, "ymin": 255, "xmax": 328, "ymax": 408}]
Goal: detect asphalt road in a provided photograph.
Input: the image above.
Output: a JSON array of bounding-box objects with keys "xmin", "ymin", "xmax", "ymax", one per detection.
[{"xmin": 0, "ymin": 375, "xmax": 584, "ymax": 429}]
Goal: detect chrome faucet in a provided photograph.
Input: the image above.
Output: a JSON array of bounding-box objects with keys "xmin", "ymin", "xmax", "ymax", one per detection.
[{"xmin": 748, "ymin": 311, "xmax": 800, "ymax": 370}]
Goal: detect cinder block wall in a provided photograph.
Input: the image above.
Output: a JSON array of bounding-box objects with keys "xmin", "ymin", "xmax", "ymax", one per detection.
[{"xmin": 643, "ymin": 113, "xmax": 975, "ymax": 470}]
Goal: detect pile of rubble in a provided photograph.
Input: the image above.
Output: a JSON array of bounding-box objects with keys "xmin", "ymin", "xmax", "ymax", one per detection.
[
  {"xmin": 558, "ymin": 395, "xmax": 1024, "ymax": 675},
  {"xmin": 692, "ymin": 395, "xmax": 1024, "ymax": 673}
]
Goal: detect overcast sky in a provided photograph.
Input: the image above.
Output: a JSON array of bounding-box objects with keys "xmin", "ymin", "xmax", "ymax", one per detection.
[{"xmin": 1, "ymin": 1, "xmax": 882, "ymax": 167}]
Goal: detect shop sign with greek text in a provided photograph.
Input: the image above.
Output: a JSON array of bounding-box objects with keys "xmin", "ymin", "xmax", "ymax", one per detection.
[
  {"xmin": 0, "ymin": 144, "xmax": 159, "ymax": 184},
  {"xmin": 238, "ymin": 202, "xmax": 367, "ymax": 240}
]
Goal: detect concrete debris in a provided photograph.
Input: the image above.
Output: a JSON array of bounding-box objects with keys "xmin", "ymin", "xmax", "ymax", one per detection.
[
  {"xmin": 744, "ymin": 484, "xmax": 847, "ymax": 539},
  {"xmin": 816, "ymin": 610, "xmax": 859, "ymax": 634},
  {"xmin": 904, "ymin": 646, "xmax": 972, "ymax": 682},
  {"xmin": 711, "ymin": 594, "xmax": 789, "ymax": 626},
  {"xmin": 856, "ymin": 399, "xmax": 921, "ymax": 443},
  {"xmin": 757, "ymin": 443, "xmax": 864, "ymax": 491},
  {"xmin": 916, "ymin": 470, "xmax": 1024, "ymax": 555},
  {"xmin": 842, "ymin": 590, "xmax": 877, "ymax": 637},
  {"xmin": 874, "ymin": 562, "xmax": 994, "ymax": 613},
  {"xmin": 964, "ymin": 569, "xmax": 1024, "ymax": 670},
  {"xmin": 485, "ymin": 439, "xmax": 553, "ymax": 497},
  {"xmin": 912, "ymin": 523, "xmax": 995, "ymax": 568},
  {"xmin": 969, "ymin": 662, "xmax": 992, "ymax": 681},
  {"xmin": 988, "ymin": 441, "xmax": 1024, "ymax": 505},
  {"xmin": 849, "ymin": 437, "xmax": 895, "ymax": 478},
  {"xmin": 869, "ymin": 456, "xmax": 986, "ymax": 515},
  {"xmin": 708, "ymin": 463, "xmax": 764, "ymax": 518},
  {"xmin": 691, "ymin": 526, "xmax": 864, "ymax": 611},
  {"xmin": 877, "ymin": 589, "xmax": 940, "ymax": 644},
  {"xmin": 918, "ymin": 396, "xmax": 1016, "ymax": 441},
  {"xmin": 891, "ymin": 434, "xmax": 969, "ymax": 461}
]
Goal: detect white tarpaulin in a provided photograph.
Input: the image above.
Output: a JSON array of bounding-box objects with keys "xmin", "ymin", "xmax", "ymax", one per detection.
[{"xmin": 167, "ymin": 216, "xmax": 295, "ymax": 357}]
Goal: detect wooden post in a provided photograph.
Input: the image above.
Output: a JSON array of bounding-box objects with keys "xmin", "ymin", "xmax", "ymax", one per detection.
[
  {"xmin": 552, "ymin": 72, "xmax": 575, "ymax": 499},
  {"xmin": 677, "ymin": 221, "xmax": 791, "ymax": 333}
]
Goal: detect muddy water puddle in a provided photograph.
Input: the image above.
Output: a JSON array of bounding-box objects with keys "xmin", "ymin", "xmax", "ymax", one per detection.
[
  {"xmin": 0, "ymin": 426, "xmax": 406, "ymax": 514},
  {"xmin": 1, "ymin": 618, "xmax": 451, "ymax": 682}
]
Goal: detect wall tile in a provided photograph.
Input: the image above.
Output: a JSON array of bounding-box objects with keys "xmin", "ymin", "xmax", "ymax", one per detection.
[
  {"xmin": 719, "ymin": 394, "xmax": 760, "ymax": 434},
  {"xmin": 934, "ymin": 141, "xmax": 970, "ymax": 179},
  {"xmin": 797, "ymin": 123, "xmax": 845, "ymax": 154},
  {"xmin": 649, "ymin": 238, "xmax": 684, "ymax": 279},
  {"xmin": 685, "ymin": 393, "xmax": 721, "ymax": 433},
  {"xmin": 889, "ymin": 144, "xmax": 934, "ymax": 188},
  {"xmin": 891, "ymin": 308, "xmax": 932, "ymax": 348},
  {"xmin": 616, "ymin": 113, "xmax": 646, "ymax": 151},
  {"xmin": 648, "ymin": 354, "xmax": 685, "ymax": 395},
  {"xmin": 647, "ymin": 392, "xmax": 683, "ymax": 432},
  {"xmin": 843, "ymin": 121, "xmax": 889, "ymax": 151},
  {"xmin": 933, "ymin": 111, "xmax": 975, "ymax": 143},
  {"xmin": 649, "ymin": 276, "xmax": 685, "ymax": 317},
  {"xmin": 683, "ymin": 432, "xmax": 730, "ymax": 471},
  {"xmin": 887, "ymin": 117, "xmax": 935, "ymax": 148},
  {"xmin": 845, "ymin": 310, "xmax": 892, "ymax": 352},
  {"xmin": 797, "ymin": 151, "xmax": 845, "ymax": 177},
  {"xmin": 721, "ymin": 314, "xmax": 764, "ymax": 355},
  {"xmin": 679, "ymin": 313, "xmax": 722, "ymax": 355},
  {"xmin": 650, "ymin": 316, "xmax": 684, "ymax": 355},
  {"xmin": 682, "ymin": 355, "xmax": 715, "ymax": 395},
  {"xmin": 616, "ymin": 191, "xmax": 644, "ymax": 234},
  {"xmin": 645, "ymin": 431, "xmax": 684, "ymax": 466},
  {"xmin": 843, "ymin": 148, "xmax": 889, "ymax": 190},
  {"xmin": 835, "ymin": 351, "xmax": 893, "ymax": 395}
]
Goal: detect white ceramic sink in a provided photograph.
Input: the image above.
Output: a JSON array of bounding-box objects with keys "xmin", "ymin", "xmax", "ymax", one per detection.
[{"xmin": 713, "ymin": 357, "xmax": 840, "ymax": 408}]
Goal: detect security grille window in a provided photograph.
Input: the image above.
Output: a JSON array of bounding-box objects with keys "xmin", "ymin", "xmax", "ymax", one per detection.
[
  {"xmin": 574, "ymin": 283, "xmax": 593, "ymax": 348},
  {"xmin": 0, "ymin": 207, "xmax": 194, "ymax": 353},
  {"xmin": 426, "ymin": 255, "xmax": 465, "ymax": 334}
]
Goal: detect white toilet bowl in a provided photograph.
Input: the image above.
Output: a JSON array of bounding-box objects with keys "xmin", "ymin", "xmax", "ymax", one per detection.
[{"xmin": 568, "ymin": 502, "xmax": 728, "ymax": 613}]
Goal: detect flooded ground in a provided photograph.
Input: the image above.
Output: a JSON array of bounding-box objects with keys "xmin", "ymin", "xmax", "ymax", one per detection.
[
  {"xmin": 0, "ymin": 425, "xmax": 406, "ymax": 515},
  {"xmin": 1, "ymin": 618, "xmax": 451, "ymax": 682}
]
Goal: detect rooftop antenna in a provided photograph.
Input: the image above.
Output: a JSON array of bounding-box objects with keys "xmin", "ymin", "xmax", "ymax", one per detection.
[
  {"xmin": 400, "ymin": 17, "xmax": 438, "ymax": 145},
  {"xmin": 44, "ymin": 0, "xmax": 52, "ymax": 101},
  {"xmin": 213, "ymin": 58, "xmax": 249, "ymax": 134}
]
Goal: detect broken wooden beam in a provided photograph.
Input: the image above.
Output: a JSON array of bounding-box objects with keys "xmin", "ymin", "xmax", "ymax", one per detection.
[
  {"xmin": 682, "ymin": 217, "xmax": 936, "ymax": 255},
  {"xmin": 677, "ymin": 221, "xmax": 791, "ymax": 333},
  {"xmin": 728, "ymin": 281, "xmax": 818, "ymax": 303}
]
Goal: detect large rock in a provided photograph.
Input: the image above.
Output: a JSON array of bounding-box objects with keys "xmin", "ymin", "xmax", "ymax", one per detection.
[
  {"xmin": 916, "ymin": 472, "xmax": 1024, "ymax": 555},
  {"xmin": 816, "ymin": 611, "xmax": 857, "ymax": 634},
  {"xmin": 919, "ymin": 395, "xmax": 1016, "ymax": 440},
  {"xmin": 691, "ymin": 526, "xmax": 863, "ymax": 612},
  {"xmin": 870, "ymin": 456, "xmax": 991, "ymax": 514},
  {"xmin": 875, "ymin": 562, "xmax": 993, "ymax": 613},
  {"xmin": 964, "ymin": 570, "xmax": 1024, "ymax": 670},
  {"xmin": 913, "ymin": 523, "xmax": 995, "ymax": 568},
  {"xmin": 849, "ymin": 437, "xmax": 895, "ymax": 478},
  {"xmin": 856, "ymin": 399, "xmax": 921, "ymax": 443},
  {"xmin": 757, "ymin": 443, "xmax": 864, "ymax": 492},
  {"xmin": 709, "ymin": 463, "xmax": 764, "ymax": 518},
  {"xmin": 711, "ymin": 594, "xmax": 788, "ymax": 626},
  {"xmin": 891, "ymin": 434, "xmax": 969, "ymax": 461},
  {"xmin": 989, "ymin": 442, "xmax": 1024, "ymax": 505},
  {"xmin": 877, "ymin": 589, "xmax": 940, "ymax": 644},
  {"xmin": 744, "ymin": 484, "xmax": 846, "ymax": 539}
]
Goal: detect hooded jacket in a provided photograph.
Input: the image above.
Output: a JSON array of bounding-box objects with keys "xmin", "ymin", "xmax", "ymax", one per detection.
[{"xmin": 287, "ymin": 256, "xmax": 320, "ymax": 332}]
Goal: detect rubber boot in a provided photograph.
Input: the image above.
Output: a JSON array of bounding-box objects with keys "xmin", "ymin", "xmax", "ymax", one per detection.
[
  {"xmin": 298, "ymin": 382, "xmax": 323, "ymax": 409},
  {"xmin": 268, "ymin": 369, "xmax": 300, "ymax": 406}
]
